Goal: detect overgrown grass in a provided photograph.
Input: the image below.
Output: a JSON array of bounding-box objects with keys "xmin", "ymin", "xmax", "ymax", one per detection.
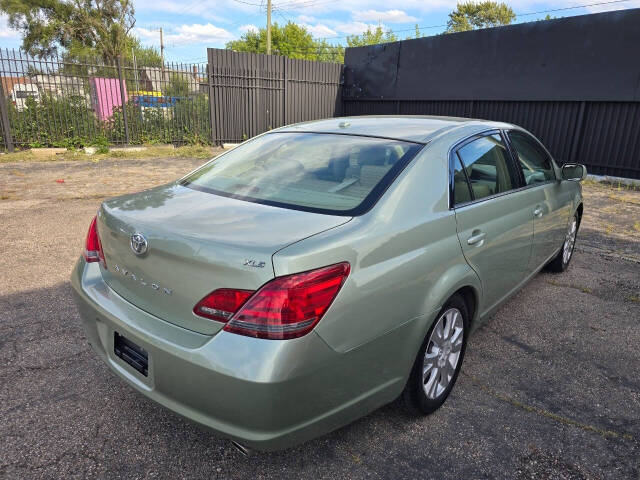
[{"xmin": 0, "ymin": 145, "xmax": 220, "ymax": 164}]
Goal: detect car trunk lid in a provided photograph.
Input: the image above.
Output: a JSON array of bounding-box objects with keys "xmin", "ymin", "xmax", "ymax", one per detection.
[{"xmin": 97, "ymin": 183, "xmax": 351, "ymax": 335}]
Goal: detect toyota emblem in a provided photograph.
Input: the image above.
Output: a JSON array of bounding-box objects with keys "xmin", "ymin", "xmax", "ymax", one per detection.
[{"xmin": 130, "ymin": 233, "xmax": 148, "ymax": 256}]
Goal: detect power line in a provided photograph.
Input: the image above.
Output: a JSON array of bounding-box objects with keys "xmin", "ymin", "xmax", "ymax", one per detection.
[
  {"xmin": 515, "ymin": 0, "xmax": 631, "ymax": 17},
  {"xmin": 308, "ymin": 0, "xmax": 635, "ymax": 41},
  {"xmin": 274, "ymin": 0, "xmax": 340, "ymax": 9}
]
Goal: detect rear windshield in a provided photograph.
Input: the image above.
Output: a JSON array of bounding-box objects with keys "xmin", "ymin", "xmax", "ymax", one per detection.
[{"xmin": 181, "ymin": 132, "xmax": 423, "ymax": 215}]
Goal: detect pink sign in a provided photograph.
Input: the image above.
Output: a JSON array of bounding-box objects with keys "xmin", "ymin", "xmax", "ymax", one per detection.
[{"xmin": 90, "ymin": 77, "xmax": 128, "ymax": 121}]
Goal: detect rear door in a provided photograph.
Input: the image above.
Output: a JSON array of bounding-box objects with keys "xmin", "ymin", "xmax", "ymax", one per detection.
[
  {"xmin": 451, "ymin": 131, "xmax": 534, "ymax": 315},
  {"xmin": 505, "ymin": 130, "xmax": 571, "ymax": 270}
]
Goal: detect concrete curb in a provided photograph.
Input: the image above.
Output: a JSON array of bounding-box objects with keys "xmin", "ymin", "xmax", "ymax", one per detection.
[{"xmin": 587, "ymin": 174, "xmax": 640, "ymax": 188}]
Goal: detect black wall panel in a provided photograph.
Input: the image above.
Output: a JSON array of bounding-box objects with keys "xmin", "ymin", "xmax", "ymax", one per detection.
[{"xmin": 342, "ymin": 9, "xmax": 640, "ymax": 178}]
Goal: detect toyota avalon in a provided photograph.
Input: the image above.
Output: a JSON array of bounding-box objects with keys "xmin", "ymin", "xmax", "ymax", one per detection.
[{"xmin": 71, "ymin": 116, "xmax": 586, "ymax": 451}]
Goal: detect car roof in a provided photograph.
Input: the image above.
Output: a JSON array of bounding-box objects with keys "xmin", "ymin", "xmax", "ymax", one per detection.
[{"xmin": 274, "ymin": 115, "xmax": 512, "ymax": 144}]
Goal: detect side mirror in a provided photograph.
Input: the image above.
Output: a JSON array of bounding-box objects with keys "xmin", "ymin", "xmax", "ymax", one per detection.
[{"xmin": 561, "ymin": 163, "xmax": 587, "ymax": 182}]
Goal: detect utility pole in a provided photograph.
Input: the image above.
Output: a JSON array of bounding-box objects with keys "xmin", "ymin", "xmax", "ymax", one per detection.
[
  {"xmin": 266, "ymin": 0, "xmax": 272, "ymax": 55},
  {"xmin": 159, "ymin": 27, "xmax": 165, "ymax": 72}
]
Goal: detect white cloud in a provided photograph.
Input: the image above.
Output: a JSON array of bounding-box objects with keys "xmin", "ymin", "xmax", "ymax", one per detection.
[
  {"xmin": 136, "ymin": 23, "xmax": 233, "ymax": 46},
  {"xmin": 238, "ymin": 24, "xmax": 259, "ymax": 33},
  {"xmin": 170, "ymin": 23, "xmax": 234, "ymax": 44},
  {"xmin": 333, "ymin": 21, "xmax": 384, "ymax": 35},
  {"xmin": 303, "ymin": 23, "xmax": 338, "ymax": 37},
  {"xmin": 298, "ymin": 14, "xmax": 316, "ymax": 23},
  {"xmin": 353, "ymin": 9, "xmax": 418, "ymax": 23},
  {"xmin": 135, "ymin": 27, "xmax": 160, "ymax": 41},
  {"xmin": 0, "ymin": 14, "xmax": 20, "ymax": 39}
]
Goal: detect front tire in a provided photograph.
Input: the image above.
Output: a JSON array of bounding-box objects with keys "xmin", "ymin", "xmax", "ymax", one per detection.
[
  {"xmin": 402, "ymin": 294, "xmax": 469, "ymax": 415},
  {"xmin": 547, "ymin": 213, "xmax": 579, "ymax": 273}
]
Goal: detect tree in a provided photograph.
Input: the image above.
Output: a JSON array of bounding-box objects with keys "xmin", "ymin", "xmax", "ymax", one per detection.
[
  {"xmin": 128, "ymin": 38, "xmax": 163, "ymax": 67},
  {"xmin": 226, "ymin": 22, "xmax": 344, "ymax": 63},
  {"xmin": 0, "ymin": 0, "xmax": 136, "ymax": 62},
  {"xmin": 446, "ymin": 1, "xmax": 515, "ymax": 33},
  {"xmin": 346, "ymin": 25, "xmax": 398, "ymax": 47}
]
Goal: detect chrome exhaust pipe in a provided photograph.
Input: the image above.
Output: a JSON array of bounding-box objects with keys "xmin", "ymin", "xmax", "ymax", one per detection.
[{"xmin": 231, "ymin": 440, "xmax": 252, "ymax": 456}]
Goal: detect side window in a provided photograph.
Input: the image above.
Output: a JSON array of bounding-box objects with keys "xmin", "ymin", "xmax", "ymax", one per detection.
[
  {"xmin": 508, "ymin": 131, "xmax": 556, "ymax": 185},
  {"xmin": 456, "ymin": 133, "xmax": 516, "ymax": 201},
  {"xmin": 453, "ymin": 155, "xmax": 472, "ymax": 205}
]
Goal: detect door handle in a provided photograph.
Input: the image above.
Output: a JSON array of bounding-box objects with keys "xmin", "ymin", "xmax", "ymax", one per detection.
[
  {"xmin": 533, "ymin": 206, "xmax": 544, "ymax": 218},
  {"xmin": 467, "ymin": 230, "xmax": 486, "ymax": 246}
]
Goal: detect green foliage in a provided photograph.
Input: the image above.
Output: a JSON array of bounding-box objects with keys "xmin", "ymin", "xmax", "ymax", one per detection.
[
  {"xmin": 446, "ymin": 1, "xmax": 516, "ymax": 33},
  {"xmin": 128, "ymin": 38, "xmax": 163, "ymax": 67},
  {"xmin": 346, "ymin": 25, "xmax": 398, "ymax": 47},
  {"xmin": 164, "ymin": 74, "xmax": 191, "ymax": 97},
  {"xmin": 226, "ymin": 22, "xmax": 344, "ymax": 63},
  {"xmin": 91, "ymin": 134, "xmax": 110, "ymax": 153},
  {"xmin": 0, "ymin": 0, "xmax": 135, "ymax": 63},
  {"xmin": 7, "ymin": 94, "xmax": 100, "ymax": 149},
  {"xmin": 5, "ymin": 91, "xmax": 212, "ymax": 148},
  {"xmin": 108, "ymin": 94, "xmax": 211, "ymax": 145}
]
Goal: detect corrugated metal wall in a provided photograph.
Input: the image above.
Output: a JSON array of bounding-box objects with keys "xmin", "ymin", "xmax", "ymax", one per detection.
[
  {"xmin": 207, "ymin": 49, "xmax": 342, "ymax": 144},
  {"xmin": 341, "ymin": 10, "xmax": 640, "ymax": 179},
  {"xmin": 343, "ymin": 99, "xmax": 640, "ymax": 179},
  {"xmin": 577, "ymin": 102, "xmax": 640, "ymax": 179}
]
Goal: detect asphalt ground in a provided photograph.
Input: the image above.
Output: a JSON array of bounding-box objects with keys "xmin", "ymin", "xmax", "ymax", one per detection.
[{"xmin": 1, "ymin": 157, "xmax": 639, "ymax": 479}]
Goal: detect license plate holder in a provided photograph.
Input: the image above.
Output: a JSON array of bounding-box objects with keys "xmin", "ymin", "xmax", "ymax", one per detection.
[{"xmin": 114, "ymin": 332, "xmax": 148, "ymax": 377}]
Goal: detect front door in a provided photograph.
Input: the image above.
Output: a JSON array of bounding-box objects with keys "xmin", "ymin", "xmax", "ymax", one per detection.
[
  {"xmin": 506, "ymin": 130, "xmax": 571, "ymax": 270},
  {"xmin": 452, "ymin": 132, "xmax": 533, "ymax": 315}
]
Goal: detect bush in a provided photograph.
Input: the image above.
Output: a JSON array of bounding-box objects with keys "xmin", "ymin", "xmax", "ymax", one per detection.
[{"xmin": 5, "ymin": 91, "xmax": 212, "ymax": 148}]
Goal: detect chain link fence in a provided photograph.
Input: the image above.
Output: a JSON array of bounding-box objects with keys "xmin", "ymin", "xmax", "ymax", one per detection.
[{"xmin": 0, "ymin": 48, "xmax": 211, "ymax": 151}]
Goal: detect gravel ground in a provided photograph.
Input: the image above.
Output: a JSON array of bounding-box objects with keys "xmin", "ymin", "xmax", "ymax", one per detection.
[{"xmin": 1, "ymin": 157, "xmax": 639, "ymax": 479}]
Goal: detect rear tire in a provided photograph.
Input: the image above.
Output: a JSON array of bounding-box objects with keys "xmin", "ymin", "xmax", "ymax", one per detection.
[
  {"xmin": 402, "ymin": 294, "xmax": 469, "ymax": 415},
  {"xmin": 547, "ymin": 213, "xmax": 579, "ymax": 273}
]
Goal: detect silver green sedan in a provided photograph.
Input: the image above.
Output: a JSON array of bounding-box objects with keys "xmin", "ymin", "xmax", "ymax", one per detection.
[{"xmin": 71, "ymin": 116, "xmax": 586, "ymax": 452}]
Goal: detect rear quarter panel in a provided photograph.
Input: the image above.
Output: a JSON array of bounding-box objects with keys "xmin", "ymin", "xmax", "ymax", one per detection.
[{"xmin": 273, "ymin": 135, "xmax": 482, "ymax": 355}]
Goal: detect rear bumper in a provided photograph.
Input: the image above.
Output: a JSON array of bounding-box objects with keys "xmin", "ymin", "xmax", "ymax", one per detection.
[{"xmin": 70, "ymin": 259, "xmax": 410, "ymax": 451}]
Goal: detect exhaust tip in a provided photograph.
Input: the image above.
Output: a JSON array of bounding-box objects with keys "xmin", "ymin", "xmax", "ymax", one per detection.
[{"xmin": 231, "ymin": 440, "xmax": 252, "ymax": 456}]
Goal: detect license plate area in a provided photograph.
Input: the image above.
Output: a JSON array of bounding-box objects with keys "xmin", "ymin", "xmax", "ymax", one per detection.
[{"xmin": 114, "ymin": 332, "xmax": 148, "ymax": 377}]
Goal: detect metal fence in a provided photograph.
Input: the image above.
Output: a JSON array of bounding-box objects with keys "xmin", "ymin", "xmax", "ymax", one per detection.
[
  {"xmin": 0, "ymin": 48, "xmax": 211, "ymax": 150},
  {"xmin": 207, "ymin": 48, "xmax": 342, "ymax": 144}
]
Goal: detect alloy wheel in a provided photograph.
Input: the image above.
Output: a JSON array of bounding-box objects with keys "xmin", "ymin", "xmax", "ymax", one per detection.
[
  {"xmin": 563, "ymin": 217, "xmax": 577, "ymax": 265},
  {"xmin": 422, "ymin": 308, "xmax": 464, "ymax": 400}
]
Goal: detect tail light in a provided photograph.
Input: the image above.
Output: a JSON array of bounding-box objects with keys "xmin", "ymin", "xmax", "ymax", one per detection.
[
  {"xmin": 193, "ymin": 262, "xmax": 350, "ymax": 340},
  {"xmin": 193, "ymin": 289, "xmax": 253, "ymax": 323},
  {"xmin": 83, "ymin": 215, "xmax": 106, "ymax": 267}
]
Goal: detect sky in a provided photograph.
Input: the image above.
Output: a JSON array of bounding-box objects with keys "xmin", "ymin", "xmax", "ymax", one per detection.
[{"xmin": 1, "ymin": 0, "xmax": 639, "ymax": 63}]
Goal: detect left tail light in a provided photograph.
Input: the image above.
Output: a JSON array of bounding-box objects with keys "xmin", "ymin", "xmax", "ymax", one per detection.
[
  {"xmin": 193, "ymin": 262, "xmax": 350, "ymax": 340},
  {"xmin": 83, "ymin": 215, "xmax": 106, "ymax": 268}
]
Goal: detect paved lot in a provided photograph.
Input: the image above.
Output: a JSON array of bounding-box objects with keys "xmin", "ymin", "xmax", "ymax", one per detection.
[{"xmin": 1, "ymin": 157, "xmax": 639, "ymax": 479}]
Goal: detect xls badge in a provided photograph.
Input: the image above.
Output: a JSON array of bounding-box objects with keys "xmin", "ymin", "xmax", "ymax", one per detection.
[{"xmin": 243, "ymin": 259, "xmax": 266, "ymax": 268}]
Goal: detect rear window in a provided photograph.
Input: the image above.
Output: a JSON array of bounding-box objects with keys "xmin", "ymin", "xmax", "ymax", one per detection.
[{"xmin": 181, "ymin": 132, "xmax": 423, "ymax": 215}]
